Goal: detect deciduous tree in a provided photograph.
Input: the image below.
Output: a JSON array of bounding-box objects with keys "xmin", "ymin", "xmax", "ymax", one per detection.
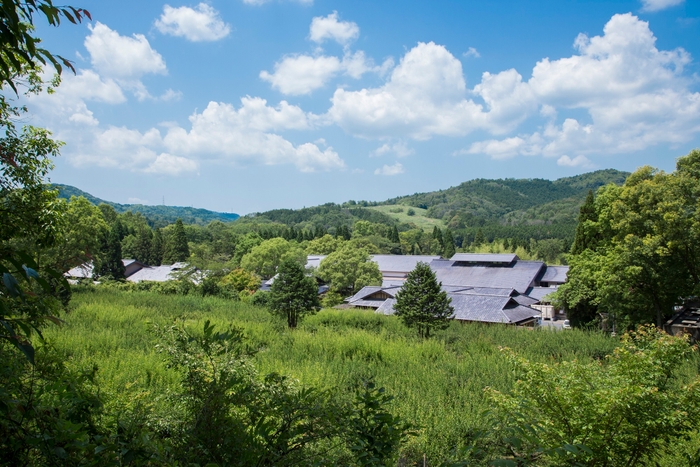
[
  {"xmin": 240, "ymin": 237, "xmax": 305, "ymax": 279},
  {"xmin": 318, "ymin": 243, "xmax": 382, "ymax": 295}
]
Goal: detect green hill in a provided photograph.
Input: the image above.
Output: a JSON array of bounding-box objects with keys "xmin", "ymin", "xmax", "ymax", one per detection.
[
  {"xmin": 50, "ymin": 184, "xmax": 239, "ymax": 227},
  {"xmin": 248, "ymin": 169, "xmax": 629, "ymax": 244}
]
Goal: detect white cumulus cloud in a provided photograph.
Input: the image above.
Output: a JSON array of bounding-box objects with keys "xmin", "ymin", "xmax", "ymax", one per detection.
[
  {"xmin": 260, "ymin": 50, "xmax": 380, "ymax": 95},
  {"xmin": 162, "ymin": 100, "xmax": 344, "ymax": 172},
  {"xmin": 309, "ymin": 11, "xmax": 359, "ymax": 45},
  {"xmin": 640, "ymin": 0, "xmax": 684, "ymax": 12},
  {"xmin": 329, "ymin": 14, "xmax": 699, "ymax": 163},
  {"xmin": 84, "ymin": 22, "xmax": 167, "ymax": 100},
  {"xmin": 155, "ymin": 4, "xmax": 231, "ymax": 42},
  {"xmin": 371, "ymin": 142, "xmax": 414, "ymax": 158},
  {"xmin": 145, "ymin": 153, "xmax": 200, "ymax": 175},
  {"xmin": 463, "ymin": 47, "xmax": 480, "ymax": 58},
  {"xmin": 85, "ymin": 22, "xmax": 166, "ymax": 80},
  {"xmin": 374, "ymin": 162, "xmax": 404, "ymax": 176},
  {"xmin": 557, "ymin": 155, "xmax": 594, "ymax": 168}
]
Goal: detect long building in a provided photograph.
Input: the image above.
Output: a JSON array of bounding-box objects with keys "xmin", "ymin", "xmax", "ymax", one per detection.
[{"xmin": 347, "ymin": 253, "xmax": 568, "ymax": 326}]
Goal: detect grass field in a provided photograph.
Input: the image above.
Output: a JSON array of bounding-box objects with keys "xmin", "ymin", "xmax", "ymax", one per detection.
[
  {"xmin": 369, "ymin": 205, "xmax": 445, "ymax": 232},
  {"xmin": 44, "ymin": 288, "xmax": 699, "ymax": 464}
]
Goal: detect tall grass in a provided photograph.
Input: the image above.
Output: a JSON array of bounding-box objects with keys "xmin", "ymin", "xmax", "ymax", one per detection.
[{"xmin": 44, "ymin": 287, "xmax": 696, "ymax": 464}]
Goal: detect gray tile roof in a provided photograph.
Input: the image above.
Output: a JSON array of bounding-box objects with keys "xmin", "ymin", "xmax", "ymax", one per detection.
[
  {"xmin": 526, "ymin": 287, "xmax": 557, "ymax": 302},
  {"xmin": 541, "ymin": 266, "xmax": 569, "ymax": 284},
  {"xmin": 450, "ymin": 253, "xmax": 518, "ymax": 264},
  {"xmin": 127, "ymin": 265, "xmax": 182, "ymax": 283},
  {"xmin": 371, "ymin": 255, "xmax": 441, "ymax": 275},
  {"xmin": 376, "ymin": 298, "xmax": 396, "ymax": 315},
  {"xmin": 306, "ymin": 255, "xmax": 327, "ymax": 269},
  {"xmin": 370, "ymin": 292, "xmax": 538, "ymax": 325},
  {"xmin": 434, "ymin": 259, "xmax": 545, "ymax": 294},
  {"xmin": 66, "ymin": 259, "xmax": 145, "ymax": 279},
  {"xmin": 512, "ymin": 294, "xmax": 539, "ymax": 306},
  {"xmin": 66, "ymin": 262, "xmax": 94, "ymax": 279},
  {"xmin": 347, "ymin": 285, "xmax": 400, "ymax": 305}
]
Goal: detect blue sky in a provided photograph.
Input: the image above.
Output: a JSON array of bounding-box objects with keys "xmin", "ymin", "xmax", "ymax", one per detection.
[{"xmin": 25, "ymin": 0, "xmax": 700, "ymax": 214}]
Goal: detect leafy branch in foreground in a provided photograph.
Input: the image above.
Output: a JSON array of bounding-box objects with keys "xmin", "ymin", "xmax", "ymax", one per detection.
[{"xmin": 483, "ymin": 325, "xmax": 700, "ymax": 466}]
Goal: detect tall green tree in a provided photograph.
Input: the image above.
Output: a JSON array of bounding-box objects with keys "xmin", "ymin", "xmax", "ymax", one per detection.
[
  {"xmin": 389, "ymin": 225, "xmax": 400, "ymax": 243},
  {"xmin": 318, "ymin": 243, "xmax": 382, "ymax": 295},
  {"xmin": 163, "ymin": 218, "xmax": 190, "ymax": 264},
  {"xmin": 151, "ymin": 227, "xmax": 164, "ymax": 265},
  {"xmin": 570, "ymin": 189, "xmax": 599, "ymax": 255},
  {"xmin": 269, "ymin": 258, "xmax": 320, "ymax": 328},
  {"xmin": 555, "ymin": 151, "xmax": 700, "ymax": 327},
  {"xmin": 240, "ymin": 237, "xmax": 305, "ymax": 279},
  {"xmin": 442, "ymin": 229, "xmax": 456, "ymax": 259},
  {"xmin": 393, "ymin": 262, "xmax": 453, "ymax": 338},
  {"xmin": 94, "ymin": 227, "xmax": 125, "ymax": 280}
]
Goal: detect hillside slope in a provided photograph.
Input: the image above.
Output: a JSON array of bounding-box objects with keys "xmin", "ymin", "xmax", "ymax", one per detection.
[
  {"xmin": 51, "ymin": 184, "xmax": 239, "ymax": 227},
  {"xmin": 248, "ymin": 169, "xmax": 629, "ymax": 243}
]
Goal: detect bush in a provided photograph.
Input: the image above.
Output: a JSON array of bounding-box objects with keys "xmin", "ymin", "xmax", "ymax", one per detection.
[
  {"xmin": 250, "ymin": 290, "xmax": 271, "ymax": 307},
  {"xmin": 406, "ymin": 208, "xmax": 416, "ymax": 216},
  {"xmin": 321, "ymin": 291, "xmax": 345, "ymax": 308}
]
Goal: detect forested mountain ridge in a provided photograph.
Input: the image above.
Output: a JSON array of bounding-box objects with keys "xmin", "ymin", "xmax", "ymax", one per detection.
[
  {"xmin": 247, "ymin": 169, "xmax": 629, "ymax": 245},
  {"xmin": 382, "ymin": 169, "xmax": 629, "ymax": 223},
  {"xmin": 51, "ymin": 184, "xmax": 240, "ymax": 227}
]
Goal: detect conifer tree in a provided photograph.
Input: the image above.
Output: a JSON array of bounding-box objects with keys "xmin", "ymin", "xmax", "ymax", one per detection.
[
  {"xmin": 269, "ymin": 258, "xmax": 320, "ymax": 328},
  {"xmin": 570, "ymin": 189, "xmax": 599, "ymax": 255},
  {"xmin": 390, "ymin": 226, "xmax": 400, "ymax": 243},
  {"xmin": 474, "ymin": 228, "xmax": 485, "ymax": 246},
  {"xmin": 163, "ymin": 219, "xmax": 190, "ymax": 264},
  {"xmin": 151, "ymin": 228, "xmax": 164, "ymax": 265},
  {"xmin": 394, "ymin": 262, "xmax": 453, "ymax": 338},
  {"xmin": 442, "ymin": 229, "xmax": 456, "ymax": 259},
  {"xmin": 95, "ymin": 228, "xmax": 125, "ymax": 280}
]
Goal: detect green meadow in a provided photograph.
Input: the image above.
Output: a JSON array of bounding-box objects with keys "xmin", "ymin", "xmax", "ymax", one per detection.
[
  {"xmin": 45, "ymin": 288, "xmax": 698, "ymax": 464},
  {"xmin": 369, "ymin": 205, "xmax": 446, "ymax": 232}
]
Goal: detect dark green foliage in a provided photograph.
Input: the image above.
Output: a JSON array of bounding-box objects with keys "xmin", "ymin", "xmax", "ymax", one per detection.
[
  {"xmin": 390, "ymin": 225, "xmax": 400, "ymax": 243},
  {"xmin": 473, "ymin": 228, "xmax": 485, "ymax": 246},
  {"xmin": 153, "ymin": 320, "xmax": 347, "ymax": 466},
  {"xmin": 347, "ymin": 381, "xmax": 415, "ymax": 466},
  {"xmin": 162, "ymin": 219, "xmax": 189, "ymax": 264},
  {"xmin": 556, "ymin": 151, "xmax": 700, "ymax": 327},
  {"xmin": 394, "ymin": 262, "xmax": 454, "ymax": 338},
  {"xmin": 151, "ymin": 228, "xmax": 164, "ymax": 265},
  {"xmin": 269, "ymin": 259, "xmax": 320, "ymax": 328},
  {"xmin": 570, "ymin": 189, "xmax": 599, "ymax": 255},
  {"xmin": 442, "ymin": 229, "xmax": 456, "ymax": 259},
  {"xmin": 95, "ymin": 227, "xmax": 125, "ymax": 280}
]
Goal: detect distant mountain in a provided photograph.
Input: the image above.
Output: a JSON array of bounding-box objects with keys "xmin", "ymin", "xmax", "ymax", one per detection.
[
  {"xmin": 51, "ymin": 184, "xmax": 239, "ymax": 227},
  {"xmin": 248, "ymin": 169, "xmax": 630, "ymax": 243}
]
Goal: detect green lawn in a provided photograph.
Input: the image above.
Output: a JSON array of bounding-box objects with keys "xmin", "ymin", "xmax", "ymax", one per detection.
[{"xmin": 369, "ymin": 204, "xmax": 445, "ymax": 231}]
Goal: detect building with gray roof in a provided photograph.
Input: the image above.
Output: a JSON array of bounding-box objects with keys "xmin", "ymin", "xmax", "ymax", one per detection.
[
  {"xmin": 433, "ymin": 259, "xmax": 545, "ymax": 294},
  {"xmin": 342, "ymin": 252, "xmax": 566, "ymax": 326},
  {"xmin": 65, "ymin": 259, "xmax": 145, "ymax": 280}
]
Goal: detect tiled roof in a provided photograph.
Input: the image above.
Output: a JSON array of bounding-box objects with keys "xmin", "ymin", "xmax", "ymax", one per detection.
[
  {"xmin": 541, "ymin": 266, "xmax": 569, "ymax": 283},
  {"xmin": 66, "ymin": 262, "xmax": 94, "ymax": 279},
  {"xmin": 434, "ymin": 260, "xmax": 545, "ymax": 294},
  {"xmin": 450, "ymin": 253, "xmax": 518, "ymax": 263},
  {"xmin": 526, "ymin": 287, "xmax": 557, "ymax": 302},
  {"xmin": 127, "ymin": 265, "xmax": 181, "ymax": 283},
  {"xmin": 374, "ymin": 293, "xmax": 538, "ymax": 325},
  {"xmin": 347, "ymin": 285, "xmax": 400, "ymax": 304},
  {"xmin": 306, "ymin": 255, "xmax": 326, "ymax": 269},
  {"xmin": 65, "ymin": 259, "xmax": 145, "ymax": 279},
  {"xmin": 371, "ymin": 255, "xmax": 441, "ymax": 274}
]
